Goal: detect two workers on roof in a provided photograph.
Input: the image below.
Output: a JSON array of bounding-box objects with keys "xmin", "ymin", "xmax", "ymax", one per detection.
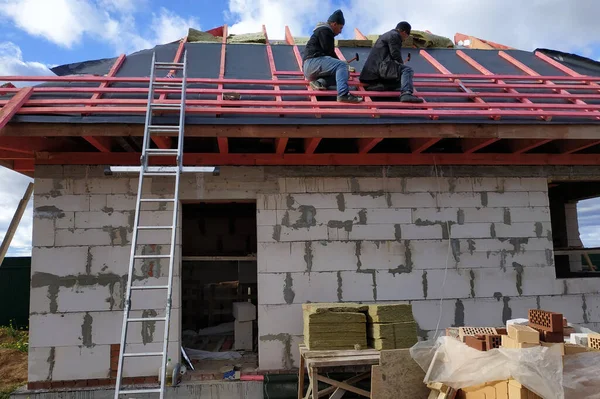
[{"xmin": 302, "ymin": 9, "xmax": 424, "ymax": 104}]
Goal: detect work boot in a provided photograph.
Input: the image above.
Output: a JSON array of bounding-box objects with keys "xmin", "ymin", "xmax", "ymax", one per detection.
[
  {"xmin": 337, "ymin": 93, "xmax": 364, "ymax": 103},
  {"xmin": 309, "ymin": 80, "xmax": 327, "ymax": 90},
  {"xmin": 400, "ymin": 93, "xmax": 424, "ymax": 103}
]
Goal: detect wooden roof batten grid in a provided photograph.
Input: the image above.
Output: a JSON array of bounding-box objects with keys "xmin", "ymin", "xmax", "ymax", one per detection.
[{"xmin": 3, "ymin": 27, "xmax": 600, "ymax": 173}]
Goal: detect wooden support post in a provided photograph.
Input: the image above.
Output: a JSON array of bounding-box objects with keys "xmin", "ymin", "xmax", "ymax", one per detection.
[{"xmin": 0, "ymin": 182, "xmax": 34, "ymax": 266}]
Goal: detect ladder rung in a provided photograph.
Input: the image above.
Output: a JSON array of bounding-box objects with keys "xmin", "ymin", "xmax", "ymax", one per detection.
[
  {"xmin": 151, "ymin": 102, "xmax": 180, "ymax": 107},
  {"xmin": 155, "ymin": 62, "xmax": 184, "ymax": 67},
  {"xmin": 137, "ymin": 226, "xmax": 173, "ymax": 230},
  {"xmin": 145, "ymin": 149, "xmax": 179, "ymax": 156},
  {"xmin": 150, "ymin": 106, "xmax": 182, "ymax": 111},
  {"xmin": 127, "ymin": 317, "xmax": 167, "ymax": 322},
  {"xmin": 140, "ymin": 198, "xmax": 176, "ymax": 202},
  {"xmin": 130, "ymin": 285, "xmax": 169, "ymax": 290},
  {"xmin": 133, "ymin": 255, "xmax": 171, "ymax": 259},
  {"xmin": 122, "ymin": 352, "xmax": 164, "ymax": 358},
  {"xmin": 143, "ymin": 172, "xmax": 178, "ymax": 177},
  {"xmin": 119, "ymin": 389, "xmax": 163, "ymax": 395},
  {"xmin": 154, "ymin": 82, "xmax": 183, "ymax": 87},
  {"xmin": 155, "ymin": 65, "xmax": 184, "ymax": 70},
  {"xmin": 148, "ymin": 125, "xmax": 180, "ymax": 132}
]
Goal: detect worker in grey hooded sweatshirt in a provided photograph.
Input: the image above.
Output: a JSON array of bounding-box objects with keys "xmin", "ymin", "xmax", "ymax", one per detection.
[{"xmin": 302, "ymin": 9, "xmax": 363, "ymax": 103}]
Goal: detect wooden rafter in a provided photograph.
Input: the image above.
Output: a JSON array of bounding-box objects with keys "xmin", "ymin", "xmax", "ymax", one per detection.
[
  {"xmin": 304, "ymin": 138, "xmax": 321, "ymax": 154},
  {"xmin": 0, "ymin": 87, "xmax": 33, "ymax": 131},
  {"xmin": 358, "ymin": 138, "xmax": 383, "ymax": 154},
  {"xmin": 461, "ymin": 138, "xmax": 501, "ymax": 154},
  {"xmin": 509, "ymin": 139, "xmax": 554, "ymax": 154},
  {"xmin": 354, "ymin": 28, "xmax": 368, "ymax": 40},
  {"xmin": 409, "ymin": 138, "xmax": 440, "ymax": 154},
  {"xmin": 285, "ymin": 25, "xmax": 320, "ymax": 117},
  {"xmin": 275, "ymin": 138, "xmax": 288, "ymax": 155}
]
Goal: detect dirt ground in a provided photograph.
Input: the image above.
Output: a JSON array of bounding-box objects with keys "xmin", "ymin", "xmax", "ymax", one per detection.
[{"xmin": 0, "ymin": 328, "xmax": 28, "ymax": 398}]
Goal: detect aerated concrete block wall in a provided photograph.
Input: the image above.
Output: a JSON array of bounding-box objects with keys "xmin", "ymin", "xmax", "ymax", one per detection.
[{"xmin": 30, "ymin": 165, "xmax": 600, "ymax": 381}]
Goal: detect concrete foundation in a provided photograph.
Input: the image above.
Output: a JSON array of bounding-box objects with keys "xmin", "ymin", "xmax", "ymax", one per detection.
[{"xmin": 29, "ymin": 165, "xmax": 600, "ymax": 382}]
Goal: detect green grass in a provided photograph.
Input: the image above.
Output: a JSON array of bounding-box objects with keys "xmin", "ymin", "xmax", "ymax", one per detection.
[
  {"xmin": 0, "ymin": 384, "xmax": 20, "ymax": 399},
  {"xmin": 0, "ymin": 322, "xmax": 28, "ymax": 353}
]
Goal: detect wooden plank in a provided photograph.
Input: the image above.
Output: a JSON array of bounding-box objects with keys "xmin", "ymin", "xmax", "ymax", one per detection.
[
  {"xmin": 304, "ymin": 138, "xmax": 321, "ymax": 154},
  {"xmin": 306, "ymin": 355, "xmax": 379, "ymax": 368},
  {"xmin": 217, "ymin": 137, "xmax": 229, "ymax": 154},
  {"xmin": 410, "ymin": 138, "xmax": 440, "ymax": 153},
  {"xmin": 5, "ymin": 122, "xmax": 600, "ymax": 140},
  {"xmin": 83, "ymin": 136, "xmax": 112, "ymax": 152},
  {"xmin": 559, "ymin": 139, "xmax": 600, "ymax": 154},
  {"xmin": 304, "ymin": 348, "xmax": 380, "ymax": 359},
  {"xmin": 0, "ymin": 182, "xmax": 34, "ymax": 265},
  {"xmin": 370, "ymin": 365, "xmax": 383, "ymax": 399},
  {"xmin": 358, "ymin": 138, "xmax": 383, "ymax": 153},
  {"xmin": 275, "ymin": 138, "xmax": 288, "ymax": 155},
  {"xmin": 509, "ymin": 139, "xmax": 553, "ymax": 154},
  {"xmin": 316, "ymin": 374, "xmax": 371, "ymax": 398},
  {"xmin": 0, "ymin": 87, "xmax": 33, "ymax": 131}
]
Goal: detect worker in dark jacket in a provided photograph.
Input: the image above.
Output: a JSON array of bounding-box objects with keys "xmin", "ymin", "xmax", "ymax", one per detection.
[
  {"xmin": 302, "ymin": 10, "xmax": 363, "ymax": 103},
  {"xmin": 359, "ymin": 21, "xmax": 423, "ymax": 103}
]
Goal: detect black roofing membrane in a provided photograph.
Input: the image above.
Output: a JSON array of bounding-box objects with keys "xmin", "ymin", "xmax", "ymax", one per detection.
[{"xmin": 12, "ymin": 42, "xmax": 600, "ymax": 126}]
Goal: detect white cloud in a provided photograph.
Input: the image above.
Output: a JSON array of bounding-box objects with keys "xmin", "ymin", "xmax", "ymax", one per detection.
[
  {"xmin": 151, "ymin": 8, "xmax": 199, "ymax": 45},
  {"xmin": 0, "ymin": 1, "xmax": 196, "ymax": 55},
  {"xmin": 226, "ymin": 0, "xmax": 331, "ymax": 40},
  {"xmin": 0, "ymin": 42, "xmax": 55, "ymax": 86},
  {"xmin": 0, "ymin": 167, "xmax": 33, "ymax": 257},
  {"xmin": 578, "ymin": 197, "xmax": 600, "ymax": 248},
  {"xmin": 225, "ymin": 0, "xmax": 600, "ymax": 54}
]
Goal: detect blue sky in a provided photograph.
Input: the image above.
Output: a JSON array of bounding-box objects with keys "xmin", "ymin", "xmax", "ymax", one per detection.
[{"xmin": 1, "ymin": 0, "xmax": 600, "ymax": 255}]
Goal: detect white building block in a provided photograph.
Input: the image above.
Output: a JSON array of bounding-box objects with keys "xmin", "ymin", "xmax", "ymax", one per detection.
[
  {"xmin": 375, "ymin": 270, "xmax": 424, "ymax": 301},
  {"xmin": 35, "ymin": 194, "xmax": 90, "ymax": 212},
  {"xmin": 122, "ymin": 343, "xmax": 179, "ymax": 378},
  {"xmin": 290, "ymin": 193, "xmax": 340, "ymax": 209},
  {"xmin": 390, "ymin": 193, "xmax": 437, "ymax": 208},
  {"xmin": 412, "ymin": 208, "xmax": 459, "ymax": 224},
  {"xmin": 28, "ymin": 347, "xmax": 52, "ymax": 382},
  {"xmin": 105, "ymin": 194, "xmax": 136, "ymax": 211},
  {"xmin": 565, "ymin": 278, "xmax": 600, "ymax": 295},
  {"xmin": 502, "ymin": 178, "xmax": 548, "ymax": 192},
  {"xmin": 502, "ymin": 296, "xmax": 539, "ymax": 320},
  {"xmin": 278, "ymin": 225, "xmax": 329, "ymax": 242},
  {"xmin": 259, "ymin": 338, "xmax": 287, "ymax": 370},
  {"xmin": 89, "ymin": 245, "xmax": 130, "ymax": 275},
  {"xmin": 344, "ymin": 193, "xmax": 390, "ymax": 209},
  {"xmin": 311, "ymin": 208, "xmax": 360, "ymax": 224},
  {"xmin": 365, "ymin": 208, "xmax": 412, "ymax": 224},
  {"xmin": 522, "ymin": 238, "xmax": 553, "ymax": 252},
  {"xmin": 399, "ymin": 224, "xmax": 443, "ymax": 240},
  {"xmin": 404, "ymin": 177, "xmax": 451, "ymax": 193},
  {"xmin": 73, "ymin": 178, "xmax": 131, "ymax": 195},
  {"xmin": 457, "ymin": 251, "xmax": 503, "ymax": 269},
  {"xmin": 327, "ymin": 226, "xmax": 350, "ymax": 241},
  {"xmin": 349, "ymin": 224, "xmax": 397, "ymax": 240},
  {"xmin": 539, "ymin": 295, "xmax": 586, "ymax": 324},
  {"xmin": 29, "ymin": 313, "xmax": 86, "ymax": 348},
  {"xmin": 91, "ymin": 308, "xmax": 180, "ymax": 345},
  {"xmin": 88, "ymin": 195, "xmax": 107, "ymax": 212},
  {"xmin": 461, "ymin": 207, "xmax": 506, "ymax": 223},
  {"xmin": 411, "ymin": 240, "xmax": 454, "ymax": 270},
  {"xmin": 56, "ymin": 284, "xmax": 114, "ymax": 313},
  {"xmin": 323, "ymin": 177, "xmax": 360, "ymax": 193},
  {"xmin": 257, "ymin": 209, "xmax": 277, "ymax": 226},
  {"xmin": 437, "ymin": 193, "xmax": 482, "ymax": 208},
  {"xmin": 352, "ymin": 177, "xmax": 386, "ymax": 192},
  {"xmin": 510, "ymin": 207, "xmax": 551, "ymax": 223},
  {"xmin": 529, "ymin": 192, "xmax": 550, "ymax": 207},
  {"xmin": 55, "ymin": 228, "xmax": 112, "ymax": 247},
  {"xmin": 361, "ymin": 241, "xmax": 407, "ymax": 271},
  {"xmin": 424, "ymin": 269, "xmax": 472, "ymax": 300},
  {"xmin": 290, "ymin": 335, "xmax": 304, "ymax": 368},
  {"xmin": 32, "ymin": 218, "xmax": 55, "ymax": 247},
  {"xmin": 74, "ymin": 211, "xmax": 132, "ymax": 229},
  {"xmin": 258, "ymin": 304, "xmax": 303, "ymax": 336},
  {"xmin": 311, "ymin": 241, "xmax": 358, "ymax": 272},
  {"xmin": 339, "ymin": 271, "xmax": 376, "ymax": 302},
  {"xmin": 258, "ymin": 242, "xmax": 308, "ymax": 273},
  {"xmin": 233, "ymin": 302, "xmax": 257, "ymax": 322},
  {"xmin": 235, "ymin": 320, "xmax": 254, "ymax": 351},
  {"xmin": 519, "ymin": 267, "xmax": 564, "ymax": 296},
  {"xmin": 34, "ymin": 178, "xmax": 73, "ymax": 196},
  {"xmin": 55, "ymin": 212, "xmax": 75, "ymax": 229},
  {"xmin": 256, "ymin": 194, "xmax": 281, "ymax": 210},
  {"xmin": 462, "ymin": 298, "xmax": 504, "ymax": 327},
  {"xmin": 493, "ymin": 223, "xmax": 538, "ymax": 238},
  {"xmin": 472, "ymin": 268, "xmax": 520, "ymax": 298},
  {"xmin": 258, "ymin": 272, "xmax": 339, "ymax": 304},
  {"xmin": 29, "ymin": 286, "xmax": 52, "ymax": 314},
  {"xmin": 453, "ymin": 178, "xmax": 500, "ymax": 192},
  {"xmin": 450, "ymin": 223, "xmax": 493, "ymax": 239},
  {"xmin": 138, "ymin": 211, "xmax": 175, "ymax": 227},
  {"xmin": 411, "ymin": 299, "xmax": 456, "ymax": 331},
  {"xmin": 510, "ymin": 250, "xmax": 552, "ymax": 267},
  {"xmin": 31, "ymin": 247, "xmax": 88, "ymax": 276},
  {"xmin": 486, "ymin": 192, "xmax": 530, "ymax": 207},
  {"xmin": 282, "ymin": 177, "xmax": 307, "ymax": 193}
]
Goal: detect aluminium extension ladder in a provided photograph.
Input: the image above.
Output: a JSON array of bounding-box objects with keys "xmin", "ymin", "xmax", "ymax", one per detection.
[{"xmin": 113, "ymin": 51, "xmax": 187, "ymax": 399}]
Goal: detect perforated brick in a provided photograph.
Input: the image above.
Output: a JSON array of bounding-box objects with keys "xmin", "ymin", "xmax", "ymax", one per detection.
[
  {"xmin": 464, "ymin": 335, "xmax": 487, "ymax": 351},
  {"xmin": 528, "ymin": 309, "xmax": 563, "ymax": 333},
  {"xmin": 485, "ymin": 334, "xmax": 502, "ymax": 350},
  {"xmin": 588, "ymin": 334, "xmax": 600, "ymax": 350},
  {"xmin": 458, "ymin": 327, "xmax": 497, "ymax": 341}
]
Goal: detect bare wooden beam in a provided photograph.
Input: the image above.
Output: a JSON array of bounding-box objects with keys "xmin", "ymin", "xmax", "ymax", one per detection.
[
  {"xmin": 358, "ymin": 138, "xmax": 383, "ymax": 154},
  {"xmin": 354, "ymin": 28, "xmax": 368, "ymax": 40},
  {"xmin": 84, "ymin": 136, "xmax": 112, "ymax": 152},
  {"xmin": 304, "ymin": 138, "xmax": 321, "ymax": 154},
  {"xmin": 0, "ymin": 182, "xmax": 33, "ymax": 265},
  {"xmin": 461, "ymin": 138, "xmax": 500, "ymax": 153}
]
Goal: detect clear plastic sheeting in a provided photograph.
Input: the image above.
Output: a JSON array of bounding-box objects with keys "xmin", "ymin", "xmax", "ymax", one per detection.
[
  {"xmin": 410, "ymin": 337, "xmax": 564, "ymax": 399},
  {"xmin": 563, "ymin": 352, "xmax": 600, "ymax": 399}
]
